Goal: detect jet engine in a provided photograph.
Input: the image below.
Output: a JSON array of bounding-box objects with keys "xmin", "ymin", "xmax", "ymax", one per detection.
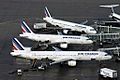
[
  {"xmin": 63, "ymin": 30, "xmax": 69, "ymax": 34},
  {"xmin": 109, "ymin": 13, "xmax": 114, "ymax": 18},
  {"xmin": 109, "ymin": 14, "xmax": 113, "ymax": 18},
  {"xmin": 60, "ymin": 43, "xmax": 68, "ymax": 48},
  {"xmin": 67, "ymin": 60, "xmax": 76, "ymax": 67}
]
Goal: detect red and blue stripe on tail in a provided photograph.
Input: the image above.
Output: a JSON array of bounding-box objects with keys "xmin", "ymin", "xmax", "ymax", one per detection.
[
  {"xmin": 12, "ymin": 38, "xmax": 24, "ymax": 51},
  {"xmin": 44, "ymin": 7, "xmax": 52, "ymax": 18},
  {"xmin": 21, "ymin": 21, "xmax": 33, "ymax": 33}
]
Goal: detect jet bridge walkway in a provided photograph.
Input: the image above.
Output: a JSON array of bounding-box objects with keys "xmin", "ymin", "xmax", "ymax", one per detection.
[
  {"xmin": 97, "ymin": 25, "xmax": 120, "ymax": 33},
  {"xmin": 92, "ymin": 23, "xmax": 120, "ymax": 33},
  {"xmin": 97, "ymin": 47, "xmax": 120, "ymax": 56},
  {"xmin": 82, "ymin": 33, "xmax": 120, "ymax": 41}
]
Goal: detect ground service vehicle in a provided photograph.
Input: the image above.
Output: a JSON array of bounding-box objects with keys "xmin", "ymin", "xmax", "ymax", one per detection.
[{"xmin": 100, "ymin": 68, "xmax": 117, "ymax": 78}]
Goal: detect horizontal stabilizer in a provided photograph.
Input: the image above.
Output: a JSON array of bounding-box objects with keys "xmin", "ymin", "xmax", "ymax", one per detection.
[
  {"xmin": 100, "ymin": 4, "xmax": 119, "ymax": 13},
  {"xmin": 81, "ymin": 20, "xmax": 88, "ymax": 25},
  {"xmin": 100, "ymin": 4, "xmax": 119, "ymax": 8}
]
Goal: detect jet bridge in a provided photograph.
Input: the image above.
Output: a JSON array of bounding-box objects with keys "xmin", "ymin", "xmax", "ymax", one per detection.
[
  {"xmin": 92, "ymin": 21, "xmax": 120, "ymax": 33},
  {"xmin": 82, "ymin": 33, "xmax": 120, "ymax": 42},
  {"xmin": 96, "ymin": 25, "xmax": 120, "ymax": 33},
  {"xmin": 97, "ymin": 47, "xmax": 120, "ymax": 56}
]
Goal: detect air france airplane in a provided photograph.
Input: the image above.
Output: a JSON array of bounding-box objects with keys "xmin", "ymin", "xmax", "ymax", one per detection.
[
  {"xmin": 19, "ymin": 21, "xmax": 93, "ymax": 48},
  {"xmin": 10, "ymin": 38, "xmax": 112, "ymax": 69},
  {"xmin": 100, "ymin": 4, "xmax": 120, "ymax": 21},
  {"xmin": 43, "ymin": 7, "xmax": 96, "ymax": 34}
]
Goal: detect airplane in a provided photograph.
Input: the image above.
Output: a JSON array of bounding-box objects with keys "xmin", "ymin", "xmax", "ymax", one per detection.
[
  {"xmin": 100, "ymin": 4, "xmax": 120, "ymax": 22},
  {"xmin": 10, "ymin": 38, "xmax": 112, "ymax": 69},
  {"xmin": 19, "ymin": 21, "xmax": 93, "ymax": 49},
  {"xmin": 43, "ymin": 7, "xmax": 97, "ymax": 34}
]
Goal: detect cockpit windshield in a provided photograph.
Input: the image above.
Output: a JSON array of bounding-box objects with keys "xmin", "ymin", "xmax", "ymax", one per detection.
[
  {"xmin": 86, "ymin": 38, "xmax": 90, "ymax": 40},
  {"xmin": 105, "ymin": 53, "xmax": 112, "ymax": 56},
  {"xmin": 105, "ymin": 54, "xmax": 108, "ymax": 56}
]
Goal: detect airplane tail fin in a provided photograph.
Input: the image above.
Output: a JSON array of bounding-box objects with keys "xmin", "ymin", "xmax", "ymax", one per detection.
[
  {"xmin": 100, "ymin": 4, "xmax": 119, "ymax": 13},
  {"xmin": 44, "ymin": 7, "xmax": 52, "ymax": 18},
  {"xmin": 21, "ymin": 20, "xmax": 33, "ymax": 33},
  {"xmin": 12, "ymin": 38, "xmax": 24, "ymax": 51}
]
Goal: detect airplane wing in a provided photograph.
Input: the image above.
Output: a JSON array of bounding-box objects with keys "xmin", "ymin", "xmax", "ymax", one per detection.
[
  {"xmin": 51, "ymin": 46, "xmax": 62, "ymax": 51},
  {"xmin": 50, "ymin": 58, "xmax": 71, "ymax": 65},
  {"xmin": 39, "ymin": 41, "xmax": 67, "ymax": 46},
  {"xmin": 80, "ymin": 20, "xmax": 88, "ymax": 25},
  {"xmin": 38, "ymin": 26, "xmax": 71, "ymax": 30},
  {"xmin": 57, "ymin": 30, "xmax": 63, "ymax": 35},
  {"xmin": 32, "ymin": 41, "xmax": 68, "ymax": 50},
  {"xmin": 37, "ymin": 57, "xmax": 72, "ymax": 70}
]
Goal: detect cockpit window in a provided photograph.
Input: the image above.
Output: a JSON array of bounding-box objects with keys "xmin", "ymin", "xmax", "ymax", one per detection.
[
  {"xmin": 105, "ymin": 54, "xmax": 108, "ymax": 56},
  {"xmin": 86, "ymin": 39, "xmax": 90, "ymax": 40},
  {"xmin": 105, "ymin": 53, "xmax": 112, "ymax": 56}
]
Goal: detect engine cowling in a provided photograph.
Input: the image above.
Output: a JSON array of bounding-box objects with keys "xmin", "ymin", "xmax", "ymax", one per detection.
[
  {"xmin": 67, "ymin": 60, "xmax": 76, "ymax": 67},
  {"xmin": 63, "ymin": 30, "xmax": 69, "ymax": 34},
  {"xmin": 80, "ymin": 29, "xmax": 86, "ymax": 34},
  {"xmin": 109, "ymin": 14, "xmax": 113, "ymax": 18},
  {"xmin": 60, "ymin": 43, "xmax": 68, "ymax": 48}
]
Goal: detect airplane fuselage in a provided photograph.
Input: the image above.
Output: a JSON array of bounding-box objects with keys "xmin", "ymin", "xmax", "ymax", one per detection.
[
  {"xmin": 20, "ymin": 33, "xmax": 93, "ymax": 44},
  {"xmin": 43, "ymin": 17, "xmax": 96, "ymax": 34},
  {"xmin": 110, "ymin": 13, "xmax": 120, "ymax": 21},
  {"xmin": 11, "ymin": 51, "xmax": 112, "ymax": 61}
]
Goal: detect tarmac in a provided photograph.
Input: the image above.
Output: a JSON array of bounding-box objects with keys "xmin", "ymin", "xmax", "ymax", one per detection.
[{"xmin": 0, "ymin": 0, "xmax": 120, "ymax": 80}]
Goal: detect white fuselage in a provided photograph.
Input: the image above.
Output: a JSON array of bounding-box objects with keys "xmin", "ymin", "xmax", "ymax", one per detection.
[
  {"xmin": 19, "ymin": 33, "xmax": 93, "ymax": 44},
  {"xmin": 10, "ymin": 51, "xmax": 112, "ymax": 61},
  {"xmin": 43, "ymin": 17, "xmax": 96, "ymax": 34},
  {"xmin": 110, "ymin": 13, "xmax": 120, "ymax": 21}
]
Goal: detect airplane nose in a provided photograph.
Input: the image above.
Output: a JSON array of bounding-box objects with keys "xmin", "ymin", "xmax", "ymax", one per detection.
[
  {"xmin": 89, "ymin": 31, "xmax": 97, "ymax": 34},
  {"xmin": 88, "ymin": 40, "xmax": 93, "ymax": 44},
  {"xmin": 94, "ymin": 31, "xmax": 97, "ymax": 34},
  {"xmin": 105, "ymin": 55, "xmax": 112, "ymax": 60},
  {"xmin": 108, "ymin": 55, "xmax": 112, "ymax": 59},
  {"xmin": 91, "ymin": 31, "xmax": 97, "ymax": 34}
]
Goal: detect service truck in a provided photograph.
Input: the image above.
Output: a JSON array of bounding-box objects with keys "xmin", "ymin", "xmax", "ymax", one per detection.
[
  {"xmin": 100, "ymin": 68, "xmax": 117, "ymax": 78},
  {"xmin": 17, "ymin": 69, "xmax": 22, "ymax": 76}
]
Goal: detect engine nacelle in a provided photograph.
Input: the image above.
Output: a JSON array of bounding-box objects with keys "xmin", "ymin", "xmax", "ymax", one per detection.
[
  {"xmin": 109, "ymin": 13, "xmax": 114, "ymax": 18},
  {"xmin": 109, "ymin": 15, "xmax": 113, "ymax": 18},
  {"xmin": 80, "ymin": 29, "xmax": 86, "ymax": 34},
  {"xmin": 67, "ymin": 60, "xmax": 76, "ymax": 67},
  {"xmin": 63, "ymin": 30, "xmax": 69, "ymax": 34},
  {"xmin": 60, "ymin": 43, "xmax": 68, "ymax": 48}
]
